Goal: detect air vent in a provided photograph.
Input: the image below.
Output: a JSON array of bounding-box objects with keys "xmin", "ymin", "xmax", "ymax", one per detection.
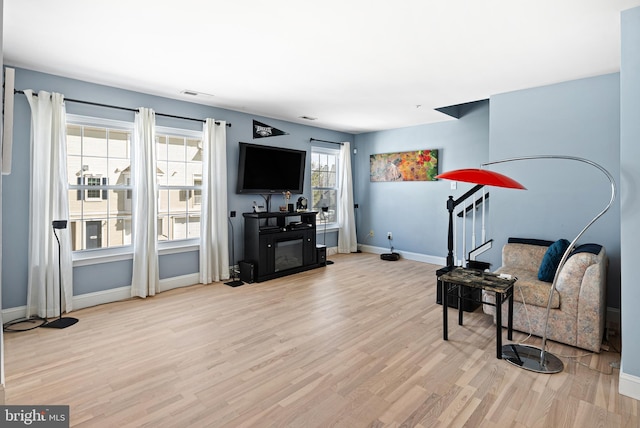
[{"xmin": 180, "ymin": 90, "xmax": 215, "ymax": 97}]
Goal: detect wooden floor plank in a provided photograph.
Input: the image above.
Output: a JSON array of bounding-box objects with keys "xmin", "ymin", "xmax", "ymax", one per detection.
[{"xmin": 3, "ymin": 253, "xmax": 636, "ymax": 427}]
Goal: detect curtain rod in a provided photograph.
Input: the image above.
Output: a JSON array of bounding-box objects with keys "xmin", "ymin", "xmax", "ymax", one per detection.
[
  {"xmin": 309, "ymin": 137, "xmax": 343, "ymax": 145},
  {"xmin": 14, "ymin": 89, "xmax": 232, "ymax": 127}
]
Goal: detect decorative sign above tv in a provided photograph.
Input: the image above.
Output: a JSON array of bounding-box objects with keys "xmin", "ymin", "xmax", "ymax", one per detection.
[
  {"xmin": 252, "ymin": 120, "xmax": 289, "ymax": 139},
  {"xmin": 370, "ymin": 149, "xmax": 439, "ymax": 182},
  {"xmin": 236, "ymin": 142, "xmax": 306, "ymax": 194}
]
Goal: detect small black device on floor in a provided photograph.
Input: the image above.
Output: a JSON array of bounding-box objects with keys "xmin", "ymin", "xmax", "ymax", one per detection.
[
  {"xmin": 380, "ymin": 252, "xmax": 400, "ymax": 261},
  {"xmin": 381, "ymin": 239, "xmax": 399, "ymax": 261}
]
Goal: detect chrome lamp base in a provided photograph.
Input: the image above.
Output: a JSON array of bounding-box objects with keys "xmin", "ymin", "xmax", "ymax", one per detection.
[{"xmin": 502, "ymin": 344, "xmax": 564, "ymax": 374}]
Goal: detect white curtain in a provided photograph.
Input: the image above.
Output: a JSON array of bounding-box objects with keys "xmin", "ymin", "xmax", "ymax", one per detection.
[
  {"xmin": 131, "ymin": 108, "xmax": 159, "ymax": 298},
  {"xmin": 200, "ymin": 119, "xmax": 230, "ymax": 283},
  {"xmin": 338, "ymin": 141, "xmax": 357, "ymax": 253},
  {"xmin": 25, "ymin": 90, "xmax": 73, "ymax": 318}
]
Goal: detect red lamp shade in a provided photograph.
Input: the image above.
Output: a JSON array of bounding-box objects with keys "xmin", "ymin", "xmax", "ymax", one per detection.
[{"xmin": 436, "ymin": 168, "xmax": 526, "ymax": 189}]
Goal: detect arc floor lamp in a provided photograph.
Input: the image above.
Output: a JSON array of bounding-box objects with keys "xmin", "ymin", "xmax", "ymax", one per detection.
[{"xmin": 437, "ymin": 155, "xmax": 616, "ymax": 374}]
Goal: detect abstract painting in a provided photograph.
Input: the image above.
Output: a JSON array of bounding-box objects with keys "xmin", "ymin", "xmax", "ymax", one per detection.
[{"xmin": 370, "ymin": 149, "xmax": 439, "ymax": 182}]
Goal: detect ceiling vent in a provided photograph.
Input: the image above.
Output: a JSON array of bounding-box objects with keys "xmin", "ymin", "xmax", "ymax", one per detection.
[{"xmin": 180, "ymin": 90, "xmax": 215, "ymax": 97}]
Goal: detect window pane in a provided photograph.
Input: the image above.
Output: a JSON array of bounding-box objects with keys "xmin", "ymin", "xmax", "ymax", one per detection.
[
  {"xmin": 158, "ymin": 189, "xmax": 170, "ymax": 217},
  {"xmin": 173, "ymin": 217, "xmax": 188, "ymax": 240},
  {"xmin": 158, "ymin": 215, "xmax": 169, "ymax": 241},
  {"xmin": 82, "ymin": 127, "xmax": 108, "ymax": 157},
  {"xmin": 156, "ymin": 132, "xmax": 203, "ymax": 242},
  {"xmin": 81, "ymin": 156, "xmax": 108, "ymax": 177},
  {"xmin": 156, "ymin": 135, "xmax": 168, "ymax": 161},
  {"xmin": 188, "ymin": 216, "xmax": 200, "ymax": 239},
  {"xmin": 67, "ymin": 125, "xmax": 82, "ymax": 156},
  {"xmin": 108, "ymin": 217, "xmax": 132, "ymax": 247},
  {"xmin": 109, "ymin": 130, "xmax": 130, "ymax": 159},
  {"xmin": 193, "ymin": 178, "xmax": 202, "ymax": 206},
  {"xmin": 110, "ymin": 189, "xmax": 131, "ymax": 221},
  {"xmin": 168, "ymin": 136, "xmax": 186, "ymax": 163},
  {"xmin": 169, "ymin": 189, "xmax": 187, "ymax": 216},
  {"xmin": 68, "ymin": 155, "xmax": 82, "ymax": 185},
  {"xmin": 311, "ymin": 148, "xmax": 339, "ymax": 225},
  {"xmin": 167, "ymin": 161, "xmax": 186, "ymax": 186},
  {"xmin": 156, "ymin": 137, "xmax": 168, "ymax": 186},
  {"xmin": 327, "ymin": 170, "xmax": 337, "ymax": 188},
  {"xmin": 83, "ymin": 194, "xmax": 108, "ymax": 214},
  {"xmin": 69, "ymin": 220, "xmax": 80, "ymax": 251},
  {"xmin": 85, "ymin": 219, "xmax": 106, "ymax": 250},
  {"xmin": 187, "ymin": 138, "xmax": 201, "ymax": 162},
  {"xmin": 186, "ymin": 162, "xmax": 202, "ymax": 180},
  {"xmin": 86, "ymin": 177, "xmax": 101, "ymax": 199},
  {"xmin": 67, "ymin": 120, "xmax": 133, "ymax": 252},
  {"xmin": 313, "ymin": 190, "xmax": 337, "ymax": 224},
  {"xmin": 109, "ymin": 159, "xmax": 131, "ymax": 186}
]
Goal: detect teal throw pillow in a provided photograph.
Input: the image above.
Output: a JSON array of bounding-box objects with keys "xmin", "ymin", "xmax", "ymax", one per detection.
[{"xmin": 538, "ymin": 239, "xmax": 571, "ymax": 283}]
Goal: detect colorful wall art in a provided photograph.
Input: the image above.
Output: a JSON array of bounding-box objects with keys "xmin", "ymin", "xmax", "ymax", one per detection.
[{"xmin": 370, "ymin": 149, "xmax": 439, "ymax": 182}]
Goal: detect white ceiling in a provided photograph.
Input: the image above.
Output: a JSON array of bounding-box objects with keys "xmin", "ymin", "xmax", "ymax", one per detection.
[{"xmin": 4, "ymin": 1, "xmax": 640, "ymax": 134}]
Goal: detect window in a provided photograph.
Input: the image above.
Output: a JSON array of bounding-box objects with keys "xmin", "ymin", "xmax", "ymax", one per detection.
[
  {"xmin": 84, "ymin": 176, "xmax": 104, "ymax": 201},
  {"xmin": 67, "ymin": 118, "xmax": 133, "ymax": 252},
  {"xmin": 67, "ymin": 117, "xmax": 205, "ymax": 253},
  {"xmin": 311, "ymin": 147, "xmax": 339, "ymax": 226},
  {"xmin": 156, "ymin": 129, "xmax": 203, "ymax": 242}
]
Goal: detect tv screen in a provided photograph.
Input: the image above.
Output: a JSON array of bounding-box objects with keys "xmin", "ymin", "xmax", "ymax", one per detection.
[{"xmin": 236, "ymin": 142, "xmax": 306, "ymax": 194}]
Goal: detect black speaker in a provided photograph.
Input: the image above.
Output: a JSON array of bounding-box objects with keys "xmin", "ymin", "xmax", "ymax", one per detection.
[
  {"xmin": 239, "ymin": 261, "xmax": 254, "ymax": 283},
  {"xmin": 316, "ymin": 245, "xmax": 327, "ymax": 266}
]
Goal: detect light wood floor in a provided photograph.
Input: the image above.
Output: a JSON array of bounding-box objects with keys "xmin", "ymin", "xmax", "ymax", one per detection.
[{"xmin": 4, "ymin": 253, "xmax": 637, "ymax": 427}]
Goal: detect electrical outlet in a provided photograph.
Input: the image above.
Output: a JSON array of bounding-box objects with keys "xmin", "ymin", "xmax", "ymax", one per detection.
[
  {"xmin": 230, "ymin": 211, "xmax": 236, "ymax": 217},
  {"xmin": 387, "ymin": 232, "xmax": 392, "ymax": 240}
]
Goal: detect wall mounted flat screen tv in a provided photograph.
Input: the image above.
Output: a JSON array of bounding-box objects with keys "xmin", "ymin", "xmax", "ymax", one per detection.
[{"xmin": 236, "ymin": 142, "xmax": 306, "ymax": 194}]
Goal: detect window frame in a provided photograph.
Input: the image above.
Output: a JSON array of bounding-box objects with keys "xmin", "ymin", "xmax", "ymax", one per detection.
[
  {"xmin": 155, "ymin": 126, "xmax": 204, "ymax": 244},
  {"xmin": 67, "ymin": 115, "xmax": 135, "ymax": 259},
  {"xmin": 67, "ymin": 115, "xmax": 203, "ymax": 266},
  {"xmin": 310, "ymin": 146, "xmax": 340, "ymax": 232}
]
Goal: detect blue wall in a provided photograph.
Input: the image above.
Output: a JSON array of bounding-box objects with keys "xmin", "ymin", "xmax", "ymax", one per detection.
[
  {"xmin": 488, "ymin": 74, "xmax": 621, "ymax": 309},
  {"xmin": 354, "ymin": 101, "xmax": 490, "ymax": 259},
  {"xmin": 620, "ymin": 6, "xmax": 640, "ymax": 392},
  {"xmin": 1, "ymin": 67, "xmax": 352, "ymax": 308}
]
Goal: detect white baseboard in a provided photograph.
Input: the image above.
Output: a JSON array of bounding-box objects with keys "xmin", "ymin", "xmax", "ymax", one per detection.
[
  {"xmin": 1, "ymin": 273, "xmax": 201, "ymax": 323},
  {"xmin": 620, "ymin": 368, "xmax": 640, "ymax": 400},
  {"xmin": 358, "ymin": 244, "xmax": 446, "ymax": 266},
  {"xmin": 73, "ymin": 286, "xmax": 132, "ymax": 311},
  {"xmin": 1, "ymin": 306, "xmax": 29, "ymax": 324},
  {"xmin": 158, "ymin": 273, "xmax": 200, "ymax": 293}
]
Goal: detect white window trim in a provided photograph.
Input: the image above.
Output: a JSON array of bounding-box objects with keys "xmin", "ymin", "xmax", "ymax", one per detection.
[
  {"xmin": 68, "ymin": 116, "xmax": 204, "ymax": 264},
  {"xmin": 311, "ymin": 146, "xmax": 340, "ymax": 230},
  {"xmin": 72, "ymin": 239, "xmax": 200, "ymax": 267},
  {"xmin": 156, "ymin": 127, "xmax": 204, "ymax": 243},
  {"xmin": 67, "ymin": 114, "xmax": 135, "ymax": 131}
]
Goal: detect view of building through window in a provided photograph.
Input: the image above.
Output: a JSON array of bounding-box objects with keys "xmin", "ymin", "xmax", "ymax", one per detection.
[
  {"xmin": 67, "ymin": 123, "xmax": 132, "ymax": 251},
  {"xmin": 311, "ymin": 148, "xmax": 339, "ymax": 225},
  {"xmin": 156, "ymin": 132, "xmax": 203, "ymax": 241},
  {"xmin": 67, "ymin": 119, "xmax": 203, "ymax": 251}
]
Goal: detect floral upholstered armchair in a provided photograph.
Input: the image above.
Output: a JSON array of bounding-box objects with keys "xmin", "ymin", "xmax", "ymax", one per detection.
[{"xmin": 482, "ymin": 238, "xmax": 607, "ymax": 353}]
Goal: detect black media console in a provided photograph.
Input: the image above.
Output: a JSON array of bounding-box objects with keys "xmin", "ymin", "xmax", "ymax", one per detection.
[{"xmin": 240, "ymin": 211, "xmax": 324, "ymax": 282}]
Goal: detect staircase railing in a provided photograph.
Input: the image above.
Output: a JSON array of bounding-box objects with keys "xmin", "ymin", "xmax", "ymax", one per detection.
[{"xmin": 446, "ymin": 186, "xmax": 491, "ymax": 267}]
